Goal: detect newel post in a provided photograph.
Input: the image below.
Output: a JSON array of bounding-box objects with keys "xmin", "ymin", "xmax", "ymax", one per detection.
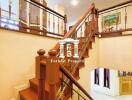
[
  {"xmin": 0, "ymin": 7, "xmax": 1, "ymax": 18},
  {"xmin": 91, "ymin": 7, "xmax": 95, "ymax": 33},
  {"xmin": 64, "ymin": 14, "xmax": 67, "ymax": 35},
  {"xmin": 46, "ymin": 50, "xmax": 60, "ymax": 100},
  {"xmin": 36, "ymin": 49, "xmax": 46, "ymax": 100},
  {"xmin": 95, "ymin": 8, "xmax": 99, "ymax": 33}
]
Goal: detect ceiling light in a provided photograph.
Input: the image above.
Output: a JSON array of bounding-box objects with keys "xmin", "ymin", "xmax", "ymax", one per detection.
[{"xmin": 71, "ymin": 0, "xmax": 79, "ymax": 6}]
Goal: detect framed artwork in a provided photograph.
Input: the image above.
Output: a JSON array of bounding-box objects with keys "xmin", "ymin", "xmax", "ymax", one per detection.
[{"xmin": 102, "ymin": 12, "xmax": 121, "ymax": 31}]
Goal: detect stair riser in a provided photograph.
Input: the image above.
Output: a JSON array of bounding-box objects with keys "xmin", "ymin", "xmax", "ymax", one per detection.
[{"xmin": 30, "ymin": 80, "xmax": 38, "ymax": 93}]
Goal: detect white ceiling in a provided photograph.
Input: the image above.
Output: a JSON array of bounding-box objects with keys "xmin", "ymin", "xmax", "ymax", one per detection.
[{"xmin": 46, "ymin": 0, "xmax": 129, "ymax": 23}]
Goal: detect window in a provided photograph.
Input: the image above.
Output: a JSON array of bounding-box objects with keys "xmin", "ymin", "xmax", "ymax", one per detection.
[
  {"xmin": 94, "ymin": 68, "xmax": 99, "ymax": 85},
  {"xmin": 104, "ymin": 68, "xmax": 110, "ymax": 88}
]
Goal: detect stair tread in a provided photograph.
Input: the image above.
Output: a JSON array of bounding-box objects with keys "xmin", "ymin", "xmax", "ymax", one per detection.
[
  {"xmin": 20, "ymin": 88, "xmax": 38, "ymax": 100},
  {"xmin": 30, "ymin": 78, "xmax": 50, "ymax": 92}
]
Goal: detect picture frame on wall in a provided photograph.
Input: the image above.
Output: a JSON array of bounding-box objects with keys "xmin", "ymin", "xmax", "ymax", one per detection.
[{"xmin": 102, "ymin": 12, "xmax": 121, "ymax": 32}]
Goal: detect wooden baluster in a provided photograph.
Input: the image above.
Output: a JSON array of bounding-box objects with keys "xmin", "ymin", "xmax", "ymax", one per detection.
[
  {"xmin": 91, "ymin": 8, "xmax": 95, "ymax": 33},
  {"xmin": 29, "ymin": 12, "xmax": 31, "ymax": 32},
  {"xmin": 36, "ymin": 16, "xmax": 39, "ymax": 32},
  {"xmin": 36, "ymin": 16, "xmax": 39, "ymax": 26},
  {"xmin": 95, "ymin": 8, "xmax": 99, "ymax": 33},
  {"xmin": 36, "ymin": 16, "xmax": 40, "ymax": 34},
  {"xmin": 0, "ymin": 7, "xmax": 1, "ymax": 18},
  {"xmin": 61, "ymin": 19, "xmax": 64, "ymax": 35},
  {"xmin": 9, "ymin": 0, "xmax": 12, "ymax": 18},
  {"xmin": 125, "ymin": 7, "xmax": 127, "ymax": 30},
  {"xmin": 53, "ymin": 15, "xmax": 55, "ymax": 33},
  {"xmin": 36, "ymin": 49, "xmax": 46, "ymax": 100},
  {"xmin": 64, "ymin": 14, "xmax": 67, "ymax": 35},
  {"xmin": 48, "ymin": 13, "xmax": 50, "ymax": 32},
  {"xmin": 58, "ymin": 17, "xmax": 60, "ymax": 34},
  {"xmin": 101, "ymin": 15, "xmax": 104, "ymax": 32},
  {"xmin": 0, "ymin": 7, "xmax": 1, "ymax": 26}
]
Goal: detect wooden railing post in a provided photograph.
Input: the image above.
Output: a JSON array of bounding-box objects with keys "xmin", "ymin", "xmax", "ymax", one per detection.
[
  {"xmin": 64, "ymin": 14, "xmax": 67, "ymax": 35},
  {"xmin": 9, "ymin": 0, "xmax": 12, "ymax": 18},
  {"xmin": 46, "ymin": 50, "xmax": 60, "ymax": 100},
  {"xmin": 36, "ymin": 49, "xmax": 46, "ymax": 100},
  {"xmin": 0, "ymin": 7, "xmax": 1, "ymax": 26},
  {"xmin": 95, "ymin": 8, "xmax": 99, "ymax": 33},
  {"xmin": 91, "ymin": 6, "xmax": 98, "ymax": 34},
  {"xmin": 0, "ymin": 7, "xmax": 1, "ymax": 18}
]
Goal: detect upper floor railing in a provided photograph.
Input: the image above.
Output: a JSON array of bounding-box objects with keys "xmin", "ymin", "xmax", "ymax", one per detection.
[
  {"xmin": 0, "ymin": 0, "xmax": 67, "ymax": 38},
  {"xmin": 97, "ymin": 0, "xmax": 132, "ymax": 37}
]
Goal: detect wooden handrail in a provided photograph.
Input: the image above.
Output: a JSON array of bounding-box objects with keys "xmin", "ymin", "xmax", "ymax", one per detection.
[
  {"xmin": 60, "ymin": 66, "xmax": 94, "ymax": 100},
  {"xmin": 98, "ymin": 0, "xmax": 132, "ymax": 13},
  {"xmin": 99, "ymin": 28, "xmax": 132, "ymax": 35},
  {"xmin": 52, "ymin": 3, "xmax": 95, "ymax": 50}
]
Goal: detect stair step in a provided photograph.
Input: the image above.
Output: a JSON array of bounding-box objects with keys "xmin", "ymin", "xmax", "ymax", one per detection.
[
  {"xmin": 88, "ymin": 41, "xmax": 92, "ymax": 49},
  {"xmin": 19, "ymin": 88, "xmax": 38, "ymax": 100},
  {"xmin": 92, "ymin": 36, "xmax": 95, "ymax": 42},
  {"xmin": 30, "ymin": 78, "xmax": 50, "ymax": 93},
  {"xmin": 73, "ymin": 68, "xmax": 80, "ymax": 80}
]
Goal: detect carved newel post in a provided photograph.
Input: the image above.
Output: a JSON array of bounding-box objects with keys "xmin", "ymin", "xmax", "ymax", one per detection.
[
  {"xmin": 46, "ymin": 50, "xmax": 60, "ymax": 100},
  {"xmin": 36, "ymin": 49, "xmax": 46, "ymax": 100}
]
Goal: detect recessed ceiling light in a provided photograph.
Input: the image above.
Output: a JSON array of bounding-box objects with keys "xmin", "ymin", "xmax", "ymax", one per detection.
[{"xmin": 71, "ymin": 0, "xmax": 79, "ymax": 6}]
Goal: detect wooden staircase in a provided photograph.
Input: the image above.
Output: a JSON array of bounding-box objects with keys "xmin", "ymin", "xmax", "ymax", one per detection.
[
  {"xmin": 19, "ymin": 3, "xmax": 98, "ymax": 100},
  {"xmin": 20, "ymin": 78, "xmax": 50, "ymax": 100}
]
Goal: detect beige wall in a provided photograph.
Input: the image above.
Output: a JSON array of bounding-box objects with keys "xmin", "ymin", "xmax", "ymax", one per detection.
[
  {"xmin": 78, "ymin": 38, "xmax": 99, "ymax": 92},
  {"xmin": 0, "ymin": 29, "xmax": 58, "ymax": 100},
  {"xmin": 77, "ymin": 35, "xmax": 132, "ymax": 98},
  {"xmin": 98, "ymin": 35, "xmax": 132, "ymax": 71},
  {"xmin": 1, "ymin": 29, "xmax": 132, "ymax": 99}
]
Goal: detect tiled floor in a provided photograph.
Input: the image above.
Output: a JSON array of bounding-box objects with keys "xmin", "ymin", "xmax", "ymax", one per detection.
[{"xmin": 90, "ymin": 91, "xmax": 132, "ymax": 100}]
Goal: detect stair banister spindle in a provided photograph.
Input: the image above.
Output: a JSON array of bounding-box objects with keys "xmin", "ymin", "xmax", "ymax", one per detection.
[
  {"xmin": 95, "ymin": 8, "xmax": 99, "ymax": 33},
  {"xmin": 64, "ymin": 14, "xmax": 67, "ymax": 34},
  {"xmin": 58, "ymin": 17, "xmax": 60, "ymax": 34},
  {"xmin": 125, "ymin": 7, "xmax": 127, "ymax": 30},
  {"xmin": 48, "ymin": 13, "xmax": 50, "ymax": 32},
  {"xmin": 0, "ymin": 4, "xmax": 1, "ymax": 17},
  {"xmin": 0, "ymin": 6, "xmax": 1, "ymax": 26},
  {"xmin": 9, "ymin": 0, "xmax": 12, "ymax": 18},
  {"xmin": 53, "ymin": 15, "xmax": 55, "ymax": 33}
]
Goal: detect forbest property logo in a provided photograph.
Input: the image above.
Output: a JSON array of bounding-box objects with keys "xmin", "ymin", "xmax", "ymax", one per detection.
[{"xmin": 59, "ymin": 38, "xmax": 79, "ymax": 58}]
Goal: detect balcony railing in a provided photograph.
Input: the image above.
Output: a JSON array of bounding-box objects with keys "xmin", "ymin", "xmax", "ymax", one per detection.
[
  {"xmin": 97, "ymin": 0, "xmax": 132, "ymax": 37},
  {"xmin": 0, "ymin": 0, "xmax": 67, "ymax": 38}
]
